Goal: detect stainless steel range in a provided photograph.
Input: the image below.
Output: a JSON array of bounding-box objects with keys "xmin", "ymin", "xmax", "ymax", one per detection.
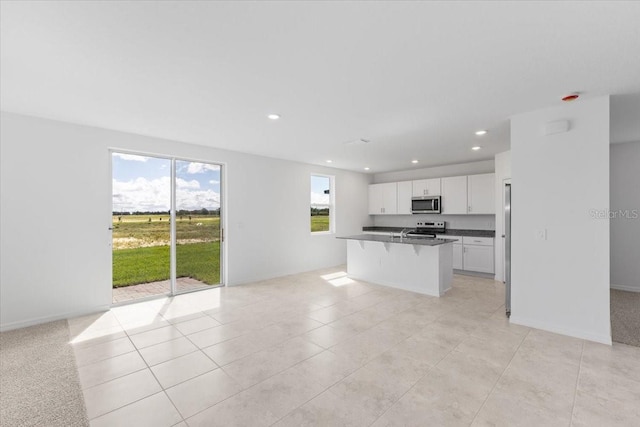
[{"xmin": 406, "ymin": 221, "xmax": 445, "ymax": 238}]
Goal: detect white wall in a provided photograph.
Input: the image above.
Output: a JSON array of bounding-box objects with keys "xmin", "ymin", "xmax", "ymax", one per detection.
[
  {"xmin": 510, "ymin": 96, "xmax": 611, "ymax": 344},
  {"xmin": 610, "ymin": 141, "xmax": 640, "ymax": 292},
  {"xmin": 372, "ymin": 160, "xmax": 496, "ymax": 231},
  {"xmin": 0, "ymin": 112, "xmax": 372, "ymax": 330},
  {"xmin": 494, "ymin": 150, "xmax": 511, "ymax": 283}
]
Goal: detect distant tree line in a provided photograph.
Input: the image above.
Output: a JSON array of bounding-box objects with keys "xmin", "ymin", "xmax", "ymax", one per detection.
[
  {"xmin": 310, "ymin": 207, "xmax": 329, "ymax": 216},
  {"xmin": 113, "ymin": 208, "xmax": 220, "ymax": 216}
]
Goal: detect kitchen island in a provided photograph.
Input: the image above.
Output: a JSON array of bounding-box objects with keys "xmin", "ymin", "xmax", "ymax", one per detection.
[{"xmin": 337, "ymin": 234, "xmax": 456, "ymax": 297}]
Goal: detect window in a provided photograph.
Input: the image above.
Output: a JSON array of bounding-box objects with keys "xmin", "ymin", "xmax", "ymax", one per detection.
[{"xmin": 310, "ymin": 174, "xmax": 334, "ymax": 233}]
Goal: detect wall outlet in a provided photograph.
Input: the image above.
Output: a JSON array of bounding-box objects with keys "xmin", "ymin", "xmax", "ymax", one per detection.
[{"xmin": 535, "ymin": 229, "xmax": 547, "ymax": 240}]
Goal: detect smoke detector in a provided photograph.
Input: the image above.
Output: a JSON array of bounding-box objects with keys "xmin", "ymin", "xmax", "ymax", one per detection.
[{"xmin": 562, "ymin": 93, "xmax": 580, "ymax": 102}]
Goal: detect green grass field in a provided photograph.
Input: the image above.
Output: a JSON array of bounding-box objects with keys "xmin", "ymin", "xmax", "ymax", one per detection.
[
  {"xmin": 311, "ymin": 215, "xmax": 330, "ymax": 232},
  {"xmin": 112, "ymin": 242, "xmax": 220, "ymax": 287},
  {"xmin": 112, "ymin": 214, "xmax": 220, "ymax": 287}
]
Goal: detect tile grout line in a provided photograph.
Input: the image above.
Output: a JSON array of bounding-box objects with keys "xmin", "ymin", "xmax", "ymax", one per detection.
[
  {"xmin": 468, "ymin": 328, "xmax": 532, "ymax": 426},
  {"xmin": 367, "ymin": 334, "xmax": 461, "ymax": 426},
  {"xmin": 85, "ymin": 306, "xmax": 189, "ymax": 423},
  {"xmin": 568, "ymin": 340, "xmax": 586, "ymax": 427},
  {"xmin": 186, "ymin": 344, "xmax": 332, "ymax": 424},
  {"xmin": 329, "ymin": 305, "xmax": 467, "ymax": 426}
]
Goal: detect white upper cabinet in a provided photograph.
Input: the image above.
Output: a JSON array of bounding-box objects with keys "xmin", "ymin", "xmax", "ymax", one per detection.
[
  {"xmin": 368, "ymin": 184, "xmax": 382, "ymax": 215},
  {"xmin": 412, "ymin": 178, "xmax": 441, "ymax": 197},
  {"xmin": 368, "ymin": 182, "xmax": 397, "ymax": 215},
  {"xmin": 396, "ymin": 181, "xmax": 413, "ymax": 215},
  {"xmin": 467, "ymin": 173, "xmax": 495, "ymax": 214},
  {"xmin": 441, "ymin": 176, "xmax": 468, "ymax": 214},
  {"xmin": 369, "ymin": 174, "xmax": 494, "ymax": 216}
]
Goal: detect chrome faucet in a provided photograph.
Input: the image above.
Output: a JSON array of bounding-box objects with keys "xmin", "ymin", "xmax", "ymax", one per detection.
[{"xmin": 400, "ymin": 228, "xmax": 410, "ymax": 239}]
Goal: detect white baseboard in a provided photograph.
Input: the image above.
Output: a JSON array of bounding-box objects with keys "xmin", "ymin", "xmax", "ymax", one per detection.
[
  {"xmin": 510, "ymin": 315, "xmax": 612, "ymax": 345},
  {"xmin": 0, "ymin": 305, "xmax": 111, "ymax": 332},
  {"xmin": 610, "ymin": 284, "xmax": 640, "ymax": 293}
]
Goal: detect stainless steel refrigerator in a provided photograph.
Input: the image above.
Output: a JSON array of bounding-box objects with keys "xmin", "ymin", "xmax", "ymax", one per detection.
[{"xmin": 504, "ymin": 183, "xmax": 511, "ymax": 317}]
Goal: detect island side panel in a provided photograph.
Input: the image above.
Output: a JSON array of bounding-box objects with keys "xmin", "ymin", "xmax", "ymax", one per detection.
[
  {"xmin": 438, "ymin": 242, "xmax": 453, "ymax": 295},
  {"xmin": 346, "ymin": 240, "xmax": 453, "ymax": 297}
]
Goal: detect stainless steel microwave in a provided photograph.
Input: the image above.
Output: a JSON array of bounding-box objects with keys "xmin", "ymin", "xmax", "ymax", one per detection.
[{"xmin": 411, "ymin": 196, "xmax": 441, "ymax": 214}]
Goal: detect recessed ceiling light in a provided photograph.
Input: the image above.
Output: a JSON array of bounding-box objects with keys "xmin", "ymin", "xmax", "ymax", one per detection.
[
  {"xmin": 267, "ymin": 114, "xmax": 280, "ymax": 120},
  {"xmin": 411, "ymin": 160, "xmax": 419, "ymax": 164},
  {"xmin": 475, "ymin": 130, "xmax": 488, "ymax": 136},
  {"xmin": 326, "ymin": 160, "xmax": 333, "ymax": 163},
  {"xmin": 472, "ymin": 146, "xmax": 482, "ymax": 151},
  {"xmin": 364, "ymin": 167, "xmax": 370, "ymax": 171}
]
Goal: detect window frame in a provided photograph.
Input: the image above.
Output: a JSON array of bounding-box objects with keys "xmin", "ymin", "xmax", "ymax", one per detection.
[{"xmin": 310, "ymin": 173, "xmax": 335, "ymax": 235}]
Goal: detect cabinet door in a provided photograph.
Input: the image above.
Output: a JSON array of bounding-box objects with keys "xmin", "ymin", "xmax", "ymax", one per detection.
[
  {"xmin": 441, "ymin": 176, "xmax": 468, "ymax": 214},
  {"xmin": 463, "ymin": 244, "xmax": 494, "ymax": 273},
  {"xmin": 368, "ymin": 184, "xmax": 384, "ymax": 214},
  {"xmin": 396, "ymin": 181, "xmax": 412, "ymax": 215},
  {"xmin": 381, "ymin": 182, "xmax": 398, "ymax": 215},
  {"xmin": 412, "ymin": 180, "xmax": 427, "ymax": 197},
  {"xmin": 426, "ymin": 178, "xmax": 441, "ymax": 196},
  {"xmin": 412, "ymin": 178, "xmax": 441, "ymax": 197},
  {"xmin": 453, "ymin": 244, "xmax": 463, "ymax": 269},
  {"xmin": 468, "ymin": 173, "xmax": 495, "ymax": 214}
]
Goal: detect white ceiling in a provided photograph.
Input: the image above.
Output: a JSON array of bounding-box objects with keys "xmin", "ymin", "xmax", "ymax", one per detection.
[{"xmin": 2, "ymin": 1, "xmax": 640, "ymax": 173}]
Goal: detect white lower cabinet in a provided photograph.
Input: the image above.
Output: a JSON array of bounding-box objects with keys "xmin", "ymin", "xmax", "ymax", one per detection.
[
  {"xmin": 438, "ymin": 235, "xmax": 494, "ymax": 273},
  {"xmin": 462, "ymin": 244, "xmax": 494, "ymax": 273}
]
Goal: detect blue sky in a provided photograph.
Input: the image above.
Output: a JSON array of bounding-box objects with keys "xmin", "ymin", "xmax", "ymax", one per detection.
[
  {"xmin": 311, "ymin": 175, "xmax": 331, "ymax": 206},
  {"xmin": 112, "ymin": 153, "xmax": 220, "ymax": 212}
]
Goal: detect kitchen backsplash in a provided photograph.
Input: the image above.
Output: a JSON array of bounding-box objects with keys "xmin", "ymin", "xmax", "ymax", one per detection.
[{"xmin": 373, "ymin": 214, "xmax": 495, "ymax": 230}]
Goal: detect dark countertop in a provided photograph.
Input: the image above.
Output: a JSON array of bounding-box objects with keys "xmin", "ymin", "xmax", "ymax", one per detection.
[
  {"xmin": 362, "ymin": 226, "xmax": 495, "ymax": 238},
  {"xmin": 337, "ymin": 234, "xmax": 456, "ymax": 246}
]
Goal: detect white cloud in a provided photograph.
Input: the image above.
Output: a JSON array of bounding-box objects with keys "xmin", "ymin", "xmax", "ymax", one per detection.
[
  {"xmin": 177, "ymin": 188, "xmax": 220, "ymax": 211},
  {"xmin": 112, "ymin": 153, "xmax": 148, "ymax": 162},
  {"xmin": 209, "ymin": 180, "xmax": 220, "ymax": 185},
  {"xmin": 112, "ymin": 177, "xmax": 219, "ymax": 212},
  {"xmin": 187, "ymin": 163, "xmax": 219, "ymax": 174},
  {"xmin": 176, "ymin": 178, "xmax": 200, "ymax": 189},
  {"xmin": 311, "ymin": 192, "xmax": 330, "ymax": 206}
]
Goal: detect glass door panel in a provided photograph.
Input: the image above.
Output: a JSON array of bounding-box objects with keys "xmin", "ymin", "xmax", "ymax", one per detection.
[
  {"xmin": 111, "ymin": 152, "xmax": 171, "ymax": 303},
  {"xmin": 174, "ymin": 160, "xmax": 222, "ymax": 292}
]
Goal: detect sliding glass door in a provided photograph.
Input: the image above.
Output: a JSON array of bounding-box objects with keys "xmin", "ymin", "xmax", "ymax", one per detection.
[
  {"xmin": 175, "ymin": 160, "xmax": 222, "ymax": 293},
  {"xmin": 111, "ymin": 152, "xmax": 223, "ymax": 303}
]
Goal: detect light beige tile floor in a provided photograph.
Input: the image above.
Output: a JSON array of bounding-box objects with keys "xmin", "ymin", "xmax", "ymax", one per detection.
[{"xmin": 68, "ymin": 266, "xmax": 640, "ymax": 426}]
